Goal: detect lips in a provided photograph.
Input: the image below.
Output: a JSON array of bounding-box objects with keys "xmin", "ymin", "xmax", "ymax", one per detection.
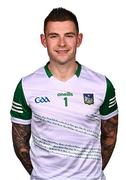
[{"xmin": 56, "ymin": 50, "xmax": 69, "ymax": 54}]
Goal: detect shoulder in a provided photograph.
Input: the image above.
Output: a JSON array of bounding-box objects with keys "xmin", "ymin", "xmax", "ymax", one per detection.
[
  {"xmin": 22, "ymin": 66, "xmax": 45, "ymax": 82},
  {"xmin": 20, "ymin": 66, "xmax": 47, "ymax": 88},
  {"xmin": 80, "ymin": 64, "xmax": 106, "ymax": 85},
  {"xmin": 80, "ymin": 64, "xmax": 116, "ymax": 100}
]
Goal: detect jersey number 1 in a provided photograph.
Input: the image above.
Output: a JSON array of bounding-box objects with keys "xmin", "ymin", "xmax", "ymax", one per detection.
[{"xmin": 64, "ymin": 97, "xmax": 68, "ymax": 107}]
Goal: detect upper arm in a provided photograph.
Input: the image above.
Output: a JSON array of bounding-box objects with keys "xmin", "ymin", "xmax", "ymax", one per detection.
[
  {"xmin": 10, "ymin": 79, "xmax": 32, "ymax": 125},
  {"xmin": 100, "ymin": 77, "xmax": 118, "ymax": 138},
  {"xmin": 11, "ymin": 80, "xmax": 32, "ymax": 149},
  {"xmin": 100, "ymin": 77, "xmax": 118, "ymax": 120},
  {"xmin": 101, "ymin": 115, "xmax": 118, "ymax": 139}
]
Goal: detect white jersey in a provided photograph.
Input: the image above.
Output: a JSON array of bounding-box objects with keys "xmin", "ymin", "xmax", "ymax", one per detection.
[{"xmin": 11, "ymin": 62, "xmax": 118, "ymax": 180}]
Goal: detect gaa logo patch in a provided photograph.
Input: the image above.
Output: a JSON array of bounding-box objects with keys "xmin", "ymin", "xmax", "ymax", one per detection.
[
  {"xmin": 83, "ymin": 93, "xmax": 94, "ymax": 105},
  {"xmin": 35, "ymin": 97, "xmax": 50, "ymax": 103}
]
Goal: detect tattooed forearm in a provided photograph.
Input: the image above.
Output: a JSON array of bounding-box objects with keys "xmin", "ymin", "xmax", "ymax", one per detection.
[
  {"xmin": 101, "ymin": 115, "xmax": 118, "ymax": 170},
  {"xmin": 12, "ymin": 123, "xmax": 33, "ymax": 175}
]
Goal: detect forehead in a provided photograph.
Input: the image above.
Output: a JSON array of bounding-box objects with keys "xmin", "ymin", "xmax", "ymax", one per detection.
[{"xmin": 45, "ymin": 21, "xmax": 77, "ymax": 34}]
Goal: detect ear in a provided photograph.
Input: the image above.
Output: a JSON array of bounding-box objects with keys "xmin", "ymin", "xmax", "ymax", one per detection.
[
  {"xmin": 77, "ymin": 33, "xmax": 83, "ymax": 47},
  {"xmin": 40, "ymin": 34, "xmax": 47, "ymax": 48}
]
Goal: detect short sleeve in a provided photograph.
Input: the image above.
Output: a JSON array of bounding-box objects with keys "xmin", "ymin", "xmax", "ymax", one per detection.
[
  {"xmin": 10, "ymin": 79, "xmax": 32, "ymax": 124},
  {"xmin": 100, "ymin": 77, "xmax": 118, "ymax": 120}
]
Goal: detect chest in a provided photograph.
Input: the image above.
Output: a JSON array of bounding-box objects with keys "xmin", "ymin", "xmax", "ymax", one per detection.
[{"xmin": 26, "ymin": 80, "xmax": 104, "ymax": 121}]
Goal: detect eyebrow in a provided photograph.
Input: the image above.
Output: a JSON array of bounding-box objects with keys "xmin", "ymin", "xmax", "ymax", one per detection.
[
  {"xmin": 65, "ymin": 32, "xmax": 76, "ymax": 35},
  {"xmin": 47, "ymin": 32, "xmax": 59, "ymax": 36},
  {"xmin": 47, "ymin": 32, "xmax": 76, "ymax": 36}
]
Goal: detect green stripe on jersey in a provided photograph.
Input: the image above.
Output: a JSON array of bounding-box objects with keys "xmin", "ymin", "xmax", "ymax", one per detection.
[
  {"xmin": 75, "ymin": 62, "xmax": 81, "ymax": 77},
  {"xmin": 44, "ymin": 62, "xmax": 53, "ymax": 78},
  {"xmin": 100, "ymin": 77, "xmax": 118, "ymax": 116},
  {"xmin": 10, "ymin": 79, "xmax": 32, "ymax": 120}
]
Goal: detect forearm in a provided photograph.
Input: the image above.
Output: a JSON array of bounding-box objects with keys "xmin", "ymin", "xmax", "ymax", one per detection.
[
  {"xmin": 101, "ymin": 134, "xmax": 117, "ymax": 170},
  {"xmin": 13, "ymin": 144, "xmax": 33, "ymax": 174},
  {"xmin": 101, "ymin": 115, "xmax": 118, "ymax": 170},
  {"xmin": 12, "ymin": 123, "xmax": 33, "ymax": 175}
]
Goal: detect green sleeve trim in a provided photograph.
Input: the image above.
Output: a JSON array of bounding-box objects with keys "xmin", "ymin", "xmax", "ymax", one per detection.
[
  {"xmin": 100, "ymin": 77, "xmax": 118, "ymax": 116},
  {"xmin": 10, "ymin": 79, "xmax": 32, "ymax": 120}
]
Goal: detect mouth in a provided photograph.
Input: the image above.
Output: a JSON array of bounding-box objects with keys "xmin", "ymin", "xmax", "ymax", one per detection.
[{"xmin": 55, "ymin": 50, "xmax": 69, "ymax": 54}]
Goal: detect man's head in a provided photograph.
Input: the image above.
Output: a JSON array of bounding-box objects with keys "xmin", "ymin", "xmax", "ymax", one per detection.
[
  {"xmin": 41, "ymin": 7, "xmax": 83, "ymax": 65},
  {"xmin": 44, "ymin": 7, "xmax": 79, "ymax": 34}
]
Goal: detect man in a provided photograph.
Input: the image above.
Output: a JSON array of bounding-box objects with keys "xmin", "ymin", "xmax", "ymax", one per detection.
[{"xmin": 10, "ymin": 7, "xmax": 118, "ymax": 180}]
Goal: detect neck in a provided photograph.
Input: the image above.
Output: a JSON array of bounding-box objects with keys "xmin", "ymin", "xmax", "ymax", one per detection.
[{"xmin": 48, "ymin": 61, "xmax": 78, "ymax": 81}]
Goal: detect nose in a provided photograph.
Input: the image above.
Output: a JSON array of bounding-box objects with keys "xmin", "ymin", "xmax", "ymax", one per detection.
[{"xmin": 58, "ymin": 37, "xmax": 66, "ymax": 47}]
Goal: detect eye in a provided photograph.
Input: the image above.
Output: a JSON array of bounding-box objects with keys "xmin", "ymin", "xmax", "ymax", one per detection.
[
  {"xmin": 48, "ymin": 34, "xmax": 58, "ymax": 38},
  {"xmin": 50, "ymin": 35, "xmax": 57, "ymax": 38},
  {"xmin": 66, "ymin": 34, "xmax": 74, "ymax": 38},
  {"xmin": 65, "ymin": 33, "xmax": 76, "ymax": 38},
  {"xmin": 68, "ymin": 36, "xmax": 73, "ymax": 38}
]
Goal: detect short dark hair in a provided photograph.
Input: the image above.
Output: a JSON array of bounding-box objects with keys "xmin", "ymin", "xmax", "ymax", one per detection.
[{"xmin": 44, "ymin": 7, "xmax": 79, "ymax": 34}]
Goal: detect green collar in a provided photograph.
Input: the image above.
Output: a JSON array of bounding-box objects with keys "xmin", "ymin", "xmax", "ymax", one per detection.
[{"xmin": 44, "ymin": 61, "xmax": 81, "ymax": 78}]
